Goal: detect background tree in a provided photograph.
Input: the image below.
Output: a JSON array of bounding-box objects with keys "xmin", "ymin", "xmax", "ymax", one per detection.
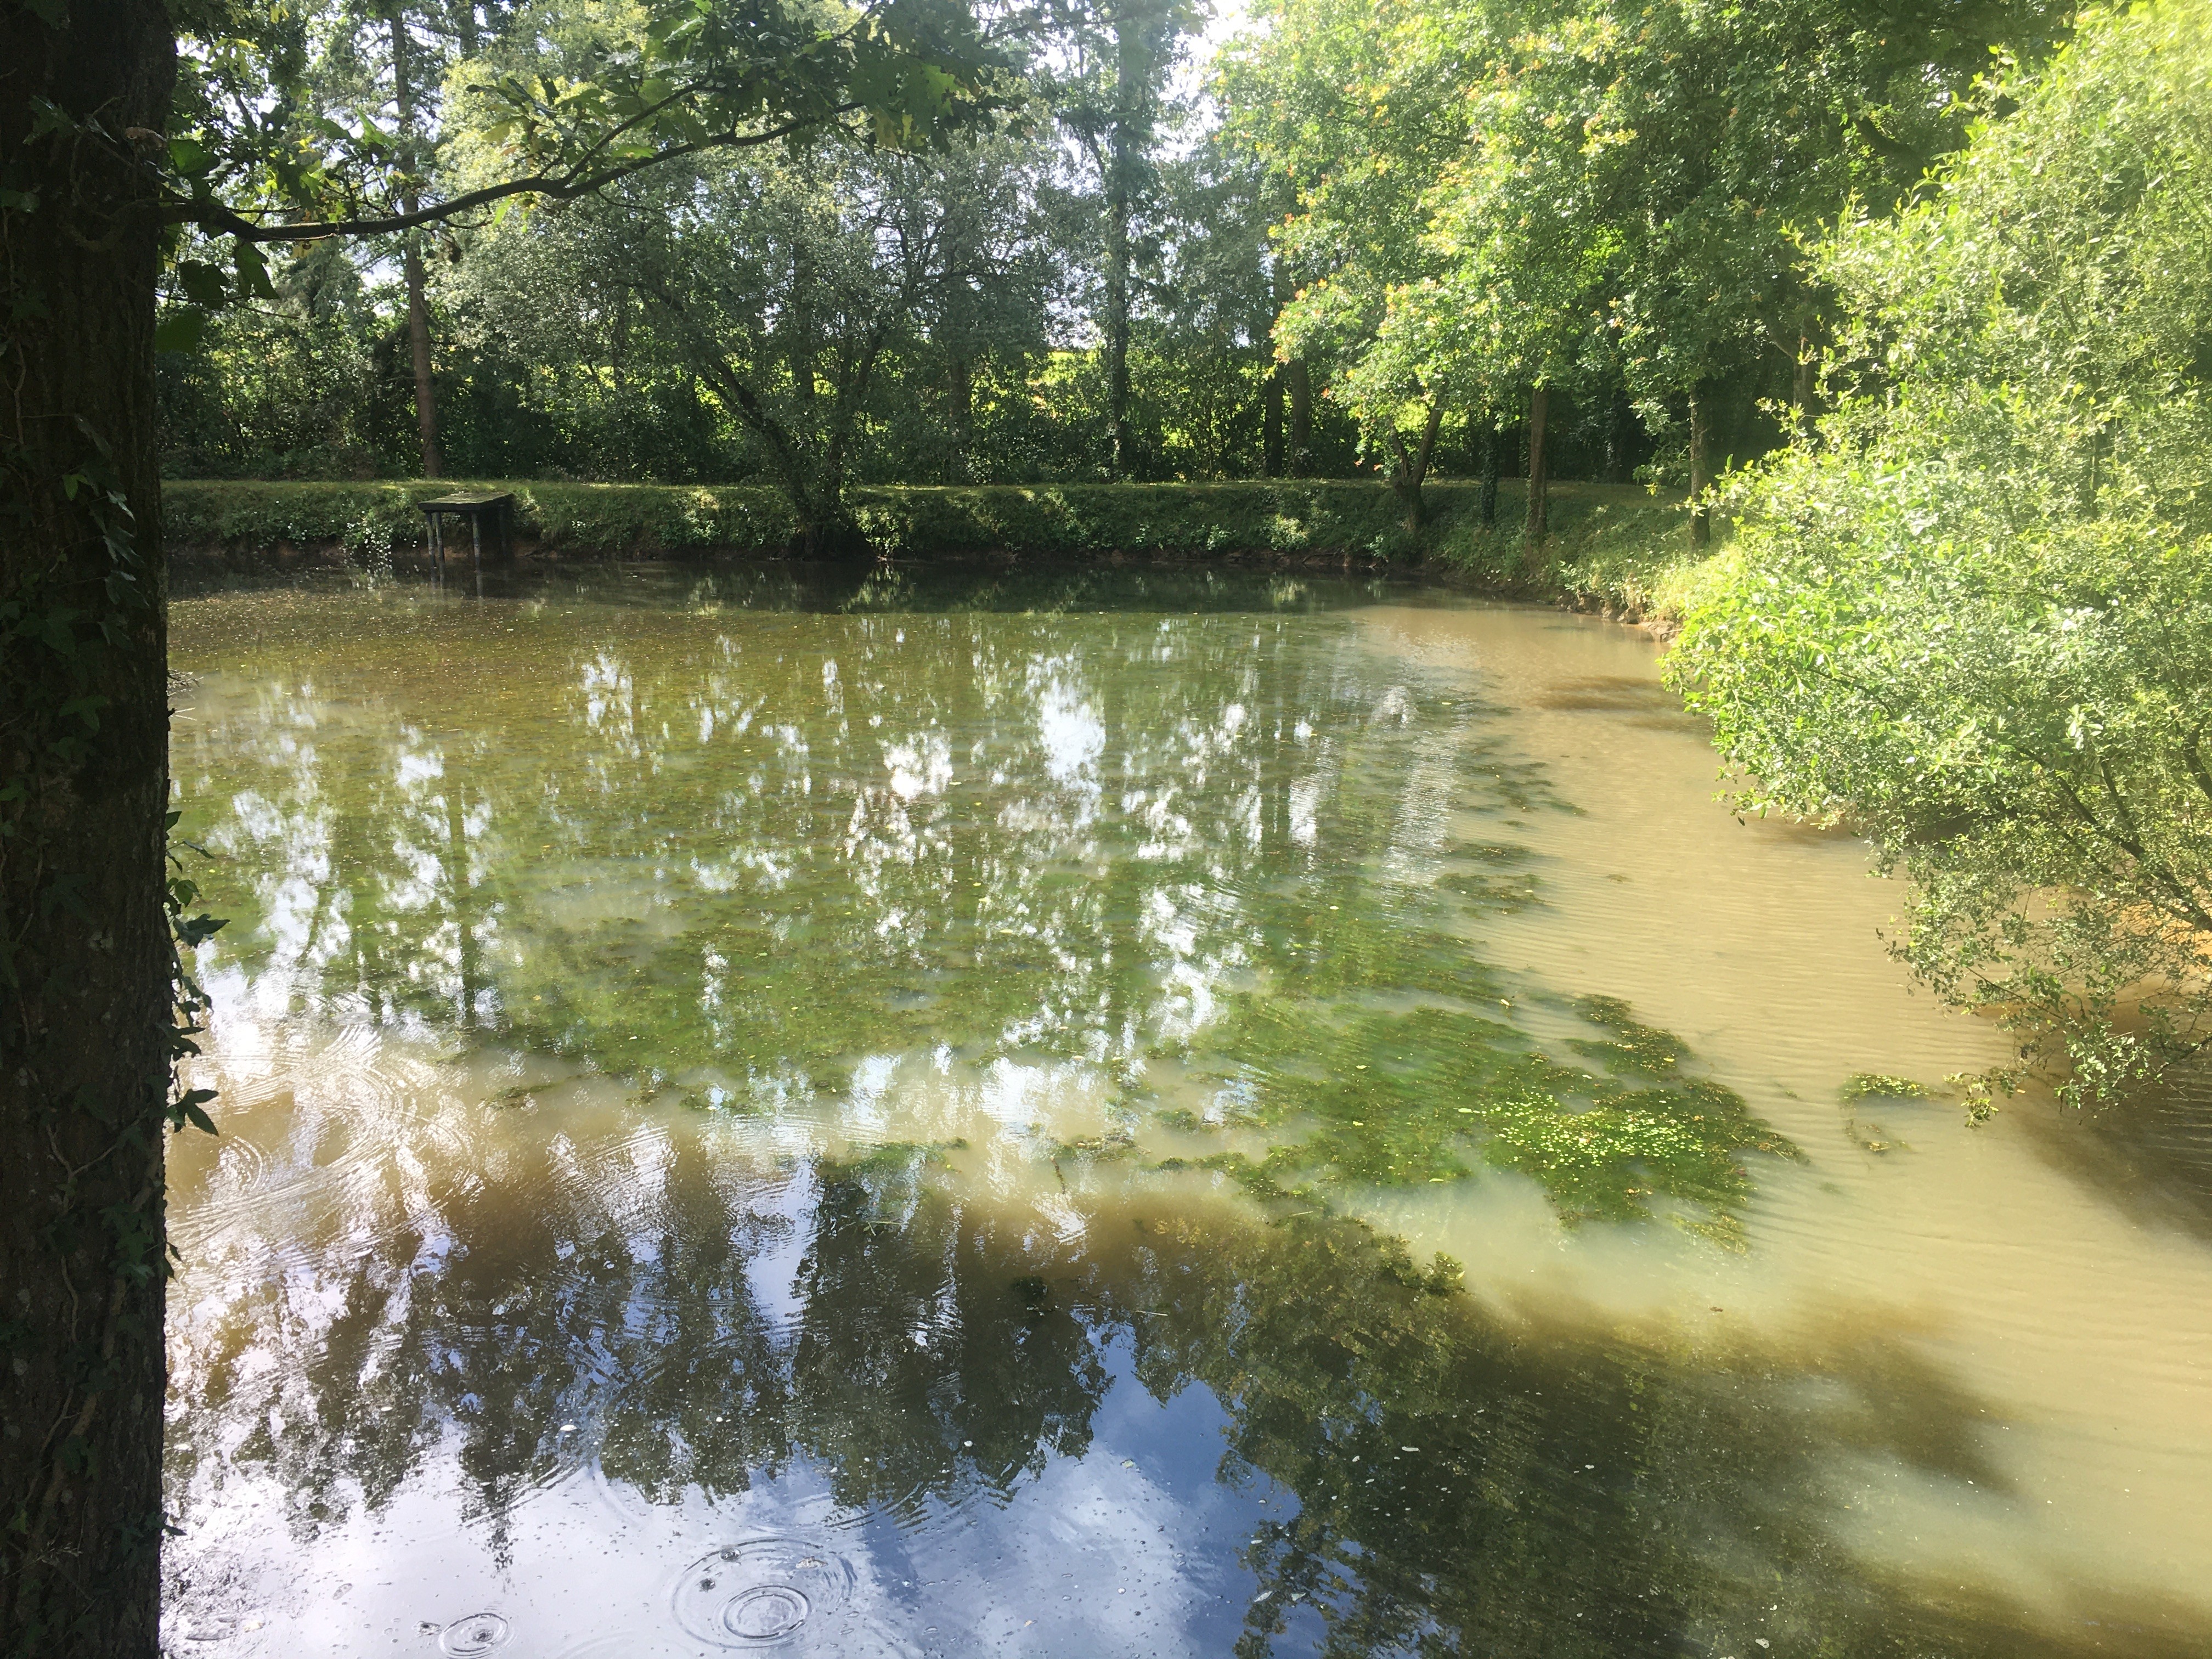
[
  {"xmin": 521, "ymin": 131, "xmax": 1057, "ymax": 550},
  {"xmin": 1035, "ymin": 0, "xmax": 1196, "ymax": 478}
]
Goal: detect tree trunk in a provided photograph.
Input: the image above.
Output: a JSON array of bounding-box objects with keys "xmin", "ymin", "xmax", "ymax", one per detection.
[
  {"xmin": 1103, "ymin": 134, "xmax": 1132, "ymax": 480},
  {"xmin": 1262, "ymin": 364, "xmax": 1284, "ymax": 478},
  {"xmin": 1285, "ymin": 358, "xmax": 1312, "ymax": 475},
  {"xmin": 2, "ymin": 4, "xmax": 180, "ymax": 1656},
  {"xmin": 1604, "ymin": 388, "xmax": 1634, "ymax": 482},
  {"xmin": 1792, "ymin": 345, "xmax": 1816, "ymax": 445},
  {"xmin": 946, "ymin": 353, "xmax": 972, "ymax": 483},
  {"xmin": 1688, "ymin": 384, "xmax": 1713, "ymax": 548},
  {"xmin": 1523, "ymin": 383, "xmax": 1551, "ymax": 554},
  {"xmin": 1476, "ymin": 413, "xmax": 1500, "ymax": 527},
  {"xmin": 391, "ymin": 12, "xmax": 441, "ymax": 477},
  {"xmin": 1100, "ymin": 13, "xmax": 1150, "ymax": 481},
  {"xmin": 1386, "ymin": 404, "xmax": 1442, "ymax": 533},
  {"xmin": 788, "ymin": 245, "xmax": 817, "ymax": 432},
  {"xmin": 611, "ymin": 291, "xmax": 629, "ymax": 396}
]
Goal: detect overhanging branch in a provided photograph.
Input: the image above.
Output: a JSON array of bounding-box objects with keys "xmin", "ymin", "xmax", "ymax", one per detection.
[{"xmin": 166, "ymin": 110, "xmax": 849, "ymax": 243}]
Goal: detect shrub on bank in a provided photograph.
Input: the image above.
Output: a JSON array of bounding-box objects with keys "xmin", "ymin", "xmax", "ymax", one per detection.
[{"xmin": 1666, "ymin": 3, "xmax": 2212, "ymax": 1110}]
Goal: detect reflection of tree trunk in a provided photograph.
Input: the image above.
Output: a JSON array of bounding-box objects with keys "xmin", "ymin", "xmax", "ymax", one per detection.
[
  {"xmin": 1688, "ymin": 384, "xmax": 1712, "ymax": 549},
  {"xmin": 1523, "ymin": 383, "xmax": 1551, "ymax": 552},
  {"xmin": 946, "ymin": 353, "xmax": 972, "ymax": 483},
  {"xmin": 1, "ymin": 3, "xmax": 178, "ymax": 1652},
  {"xmin": 1385, "ymin": 404, "xmax": 1443, "ymax": 533},
  {"xmin": 1262, "ymin": 363, "xmax": 1284, "ymax": 477},
  {"xmin": 445, "ymin": 783, "xmax": 477, "ymax": 1028},
  {"xmin": 392, "ymin": 10, "xmax": 441, "ymax": 477},
  {"xmin": 1286, "ymin": 359, "xmax": 1312, "ymax": 475}
]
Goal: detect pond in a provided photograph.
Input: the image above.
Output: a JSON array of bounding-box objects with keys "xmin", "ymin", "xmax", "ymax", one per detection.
[{"xmin": 162, "ymin": 566, "xmax": 2212, "ymax": 1657}]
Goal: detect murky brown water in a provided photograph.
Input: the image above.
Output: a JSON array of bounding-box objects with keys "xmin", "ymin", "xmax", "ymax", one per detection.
[{"xmin": 161, "ymin": 567, "xmax": 2212, "ymax": 1657}]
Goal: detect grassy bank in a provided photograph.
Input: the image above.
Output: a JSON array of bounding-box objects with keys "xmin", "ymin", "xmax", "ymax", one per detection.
[{"xmin": 163, "ymin": 476, "xmax": 1718, "ymax": 624}]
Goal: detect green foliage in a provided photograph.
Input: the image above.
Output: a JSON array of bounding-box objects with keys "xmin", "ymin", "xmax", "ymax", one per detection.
[
  {"xmin": 1222, "ymin": 0, "xmax": 2064, "ymax": 524},
  {"xmin": 1668, "ymin": 2, "xmax": 2212, "ymax": 1110},
  {"xmin": 1840, "ymin": 1074, "xmax": 1938, "ymax": 1102}
]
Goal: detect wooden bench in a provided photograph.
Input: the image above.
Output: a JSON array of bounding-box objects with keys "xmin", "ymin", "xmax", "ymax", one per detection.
[{"xmin": 418, "ymin": 492, "xmax": 514, "ymax": 577}]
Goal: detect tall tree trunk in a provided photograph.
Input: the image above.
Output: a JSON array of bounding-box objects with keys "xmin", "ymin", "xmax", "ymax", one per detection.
[
  {"xmin": 1262, "ymin": 363, "xmax": 1284, "ymax": 478},
  {"xmin": 1478, "ymin": 415, "xmax": 1500, "ymax": 528},
  {"xmin": 1523, "ymin": 383, "xmax": 1551, "ymax": 554},
  {"xmin": 1285, "ymin": 358, "xmax": 1312, "ymax": 475},
  {"xmin": 1792, "ymin": 344, "xmax": 1817, "ymax": 445},
  {"xmin": 2, "ymin": 4, "xmax": 179, "ymax": 1655},
  {"xmin": 611, "ymin": 291, "xmax": 629, "ymax": 396},
  {"xmin": 946, "ymin": 353, "xmax": 972, "ymax": 483},
  {"xmin": 1688, "ymin": 383, "xmax": 1713, "ymax": 548},
  {"xmin": 1101, "ymin": 13, "xmax": 1150, "ymax": 480},
  {"xmin": 1604, "ymin": 388, "xmax": 1634, "ymax": 483},
  {"xmin": 789, "ymin": 245, "xmax": 817, "ymax": 428},
  {"xmin": 1103, "ymin": 133, "xmax": 1133, "ymax": 479},
  {"xmin": 391, "ymin": 11, "xmax": 441, "ymax": 477}
]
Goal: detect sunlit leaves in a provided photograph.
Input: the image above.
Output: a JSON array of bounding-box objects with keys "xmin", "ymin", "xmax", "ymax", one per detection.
[{"xmin": 1668, "ymin": 4, "xmax": 2212, "ymax": 1109}]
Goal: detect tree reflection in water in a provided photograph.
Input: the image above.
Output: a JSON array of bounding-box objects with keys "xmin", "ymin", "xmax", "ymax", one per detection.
[{"xmin": 162, "ymin": 568, "xmax": 2209, "ymax": 1656}]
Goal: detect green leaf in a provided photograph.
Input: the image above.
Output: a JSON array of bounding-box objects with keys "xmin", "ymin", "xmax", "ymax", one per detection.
[
  {"xmin": 167, "ymin": 135, "xmax": 216, "ymax": 177},
  {"xmin": 155, "ymin": 309, "xmax": 208, "ymax": 353},
  {"xmin": 234, "ymin": 239, "xmax": 275, "ymax": 302},
  {"xmin": 177, "ymin": 259, "xmax": 228, "ymax": 307}
]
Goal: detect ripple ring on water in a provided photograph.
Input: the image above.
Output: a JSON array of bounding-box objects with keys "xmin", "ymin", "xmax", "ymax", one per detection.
[
  {"xmin": 438, "ymin": 1612, "xmax": 512, "ymax": 1655},
  {"xmin": 670, "ymin": 1538, "xmax": 854, "ymax": 1648}
]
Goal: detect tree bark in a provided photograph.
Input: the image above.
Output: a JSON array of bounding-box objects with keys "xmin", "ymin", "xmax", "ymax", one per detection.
[
  {"xmin": 1688, "ymin": 383, "xmax": 1713, "ymax": 548},
  {"xmin": 1285, "ymin": 358, "xmax": 1311, "ymax": 475},
  {"xmin": 2, "ymin": 3, "xmax": 179, "ymax": 1655},
  {"xmin": 1604, "ymin": 387, "xmax": 1635, "ymax": 483},
  {"xmin": 1475, "ymin": 412, "xmax": 1500, "ymax": 527},
  {"xmin": 1261, "ymin": 363, "xmax": 1283, "ymax": 478},
  {"xmin": 391, "ymin": 10, "xmax": 441, "ymax": 477},
  {"xmin": 946, "ymin": 353, "xmax": 972, "ymax": 483},
  {"xmin": 1103, "ymin": 127, "xmax": 1133, "ymax": 478},
  {"xmin": 1523, "ymin": 383, "xmax": 1551, "ymax": 553},
  {"xmin": 1792, "ymin": 345, "xmax": 1816, "ymax": 445}
]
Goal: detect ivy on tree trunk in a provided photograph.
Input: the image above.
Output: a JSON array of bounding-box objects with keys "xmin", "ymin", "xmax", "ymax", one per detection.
[{"xmin": 2, "ymin": 3, "xmax": 183, "ymax": 1654}]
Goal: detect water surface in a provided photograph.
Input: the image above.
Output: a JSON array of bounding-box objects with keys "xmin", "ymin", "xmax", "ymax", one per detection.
[{"xmin": 163, "ymin": 566, "xmax": 2212, "ymax": 1657}]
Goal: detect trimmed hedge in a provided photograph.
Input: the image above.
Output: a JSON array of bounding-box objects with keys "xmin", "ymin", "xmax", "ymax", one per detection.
[
  {"xmin": 162, "ymin": 476, "xmax": 1710, "ymax": 618},
  {"xmin": 162, "ymin": 478, "xmax": 797, "ymax": 562}
]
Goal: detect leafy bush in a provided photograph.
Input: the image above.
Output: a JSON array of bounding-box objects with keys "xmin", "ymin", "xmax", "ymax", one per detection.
[{"xmin": 1668, "ymin": 3, "xmax": 2212, "ymax": 1109}]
